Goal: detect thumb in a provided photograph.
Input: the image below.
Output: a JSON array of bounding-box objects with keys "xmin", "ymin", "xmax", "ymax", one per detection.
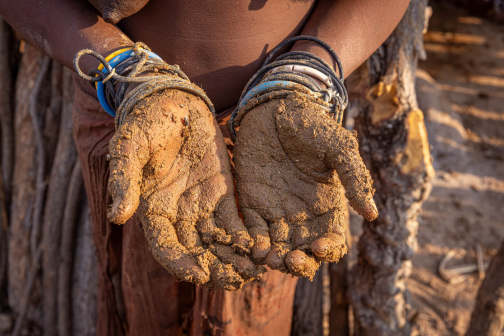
[
  {"xmin": 107, "ymin": 124, "xmax": 149, "ymax": 224},
  {"xmin": 326, "ymin": 127, "xmax": 378, "ymax": 221}
]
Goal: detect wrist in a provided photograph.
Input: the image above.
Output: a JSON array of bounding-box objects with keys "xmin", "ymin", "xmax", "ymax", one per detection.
[{"xmin": 291, "ymin": 41, "xmax": 340, "ymax": 77}]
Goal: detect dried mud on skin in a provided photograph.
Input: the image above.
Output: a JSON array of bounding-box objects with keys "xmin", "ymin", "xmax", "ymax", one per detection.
[
  {"xmin": 107, "ymin": 89, "xmax": 263, "ymax": 291},
  {"xmin": 234, "ymin": 93, "xmax": 376, "ymax": 279}
]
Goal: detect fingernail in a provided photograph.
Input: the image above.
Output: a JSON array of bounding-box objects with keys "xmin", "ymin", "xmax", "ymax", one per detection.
[
  {"xmin": 365, "ymin": 200, "xmax": 379, "ymax": 221},
  {"xmin": 286, "ymin": 251, "xmax": 307, "ymax": 273}
]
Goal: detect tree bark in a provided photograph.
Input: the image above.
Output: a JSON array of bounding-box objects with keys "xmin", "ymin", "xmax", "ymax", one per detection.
[
  {"xmin": 466, "ymin": 240, "xmax": 504, "ymax": 336},
  {"xmin": 347, "ymin": 1, "xmax": 434, "ymax": 335}
]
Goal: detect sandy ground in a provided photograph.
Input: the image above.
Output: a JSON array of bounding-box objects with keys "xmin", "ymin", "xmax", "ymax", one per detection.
[{"xmin": 347, "ymin": 2, "xmax": 504, "ymax": 335}]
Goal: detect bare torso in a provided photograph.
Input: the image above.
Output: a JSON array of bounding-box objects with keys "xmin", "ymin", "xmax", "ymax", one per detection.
[{"xmin": 117, "ymin": 0, "xmax": 316, "ymax": 111}]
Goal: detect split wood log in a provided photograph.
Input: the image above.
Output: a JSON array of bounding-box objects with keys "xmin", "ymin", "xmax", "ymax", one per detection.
[
  {"xmin": 347, "ymin": 1, "xmax": 434, "ymax": 335},
  {"xmin": 466, "ymin": 240, "xmax": 504, "ymax": 336}
]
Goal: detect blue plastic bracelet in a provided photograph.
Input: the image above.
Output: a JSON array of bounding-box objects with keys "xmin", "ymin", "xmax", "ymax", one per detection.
[
  {"xmin": 97, "ymin": 50, "xmax": 162, "ymax": 116},
  {"xmin": 238, "ymin": 80, "xmax": 308, "ymax": 110}
]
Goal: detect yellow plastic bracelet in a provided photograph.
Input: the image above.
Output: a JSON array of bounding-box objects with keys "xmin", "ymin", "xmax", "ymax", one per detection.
[{"xmin": 94, "ymin": 47, "xmax": 133, "ymax": 88}]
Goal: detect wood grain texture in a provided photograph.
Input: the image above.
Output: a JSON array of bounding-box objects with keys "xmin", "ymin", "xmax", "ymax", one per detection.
[{"xmin": 347, "ymin": 1, "xmax": 434, "ymax": 335}]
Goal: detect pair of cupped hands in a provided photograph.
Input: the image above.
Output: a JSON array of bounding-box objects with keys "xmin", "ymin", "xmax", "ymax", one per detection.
[{"xmin": 107, "ymin": 85, "xmax": 378, "ymax": 291}]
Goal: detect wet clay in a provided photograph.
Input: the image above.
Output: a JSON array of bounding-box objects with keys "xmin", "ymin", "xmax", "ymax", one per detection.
[
  {"xmin": 107, "ymin": 88, "xmax": 264, "ymax": 291},
  {"xmin": 234, "ymin": 92, "xmax": 377, "ymax": 279}
]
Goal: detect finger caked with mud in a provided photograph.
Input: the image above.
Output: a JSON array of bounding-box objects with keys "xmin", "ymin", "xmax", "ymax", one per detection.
[
  {"xmin": 264, "ymin": 218, "xmax": 295, "ymax": 272},
  {"xmin": 210, "ymin": 243, "xmax": 264, "ymax": 281},
  {"xmin": 265, "ymin": 243, "xmax": 292, "ymax": 273},
  {"xmin": 274, "ymin": 96, "xmax": 378, "ymax": 221},
  {"xmin": 328, "ymin": 127, "xmax": 378, "ymax": 221},
  {"xmin": 196, "ymin": 216, "xmax": 232, "ymax": 245},
  {"xmin": 308, "ymin": 206, "xmax": 347, "ymax": 262},
  {"xmin": 108, "ymin": 121, "xmax": 150, "ymax": 224},
  {"xmin": 174, "ymin": 220, "xmax": 254, "ymax": 290},
  {"xmin": 310, "ymin": 233, "xmax": 347, "ymax": 262},
  {"xmin": 196, "ymin": 250, "xmax": 244, "ymax": 291},
  {"xmin": 241, "ymin": 208, "xmax": 271, "ymax": 263},
  {"xmin": 173, "ymin": 220, "xmax": 204, "ymax": 253},
  {"xmin": 141, "ymin": 215, "xmax": 210, "ymax": 284},
  {"xmin": 215, "ymin": 195, "xmax": 253, "ymax": 253},
  {"xmin": 285, "ymin": 250, "xmax": 320, "ymax": 279}
]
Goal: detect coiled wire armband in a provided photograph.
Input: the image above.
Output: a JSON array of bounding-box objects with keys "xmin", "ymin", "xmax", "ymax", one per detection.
[
  {"xmin": 228, "ymin": 36, "xmax": 348, "ymax": 138},
  {"xmin": 73, "ymin": 42, "xmax": 215, "ymax": 128}
]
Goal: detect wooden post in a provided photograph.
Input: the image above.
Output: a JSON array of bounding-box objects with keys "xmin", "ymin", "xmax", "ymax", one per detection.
[{"xmin": 347, "ymin": 1, "xmax": 434, "ymax": 335}]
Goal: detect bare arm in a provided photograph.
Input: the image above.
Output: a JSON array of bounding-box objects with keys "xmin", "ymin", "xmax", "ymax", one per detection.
[
  {"xmin": 0, "ymin": 0, "xmax": 132, "ymax": 73},
  {"xmin": 293, "ymin": 0, "xmax": 410, "ymax": 78}
]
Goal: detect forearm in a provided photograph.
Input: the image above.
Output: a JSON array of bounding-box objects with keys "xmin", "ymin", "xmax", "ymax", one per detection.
[
  {"xmin": 293, "ymin": 0, "xmax": 410, "ymax": 78},
  {"xmin": 0, "ymin": 0, "xmax": 132, "ymax": 73}
]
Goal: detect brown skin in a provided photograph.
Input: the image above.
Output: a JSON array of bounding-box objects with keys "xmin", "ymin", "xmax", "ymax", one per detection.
[
  {"xmin": 0, "ymin": 0, "xmax": 408, "ymax": 283},
  {"xmin": 234, "ymin": 95, "xmax": 377, "ymax": 279},
  {"xmin": 108, "ymin": 88, "xmax": 264, "ymax": 290},
  {"xmin": 0, "ymin": 0, "xmax": 410, "ymax": 107},
  {"xmin": 88, "ymin": 0, "xmax": 150, "ymax": 24}
]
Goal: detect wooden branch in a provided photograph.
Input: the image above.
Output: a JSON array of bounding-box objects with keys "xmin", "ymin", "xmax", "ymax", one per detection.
[
  {"xmin": 43, "ymin": 60, "xmax": 63, "ymax": 167},
  {"xmin": 476, "ymin": 244, "xmax": 485, "ymax": 280},
  {"xmin": 41, "ymin": 67, "xmax": 76, "ymax": 336},
  {"xmin": 466, "ymin": 240, "xmax": 504, "ymax": 336},
  {"xmin": 27, "ymin": 55, "xmax": 50, "ymax": 261},
  {"xmin": 58, "ymin": 160, "xmax": 83, "ymax": 336},
  {"xmin": 11, "ymin": 246, "xmax": 42, "ymax": 336}
]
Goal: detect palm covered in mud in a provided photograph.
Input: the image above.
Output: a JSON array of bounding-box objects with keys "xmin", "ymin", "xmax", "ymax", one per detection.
[
  {"xmin": 234, "ymin": 95, "xmax": 378, "ymax": 279},
  {"xmin": 107, "ymin": 90, "xmax": 264, "ymax": 291}
]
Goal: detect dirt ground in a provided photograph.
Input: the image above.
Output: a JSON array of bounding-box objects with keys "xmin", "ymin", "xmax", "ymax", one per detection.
[{"xmin": 347, "ymin": 2, "xmax": 504, "ymax": 335}]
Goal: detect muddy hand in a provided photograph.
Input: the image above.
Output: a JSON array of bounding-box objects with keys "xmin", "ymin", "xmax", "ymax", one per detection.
[
  {"xmin": 107, "ymin": 89, "xmax": 263, "ymax": 290},
  {"xmin": 234, "ymin": 94, "xmax": 377, "ymax": 279}
]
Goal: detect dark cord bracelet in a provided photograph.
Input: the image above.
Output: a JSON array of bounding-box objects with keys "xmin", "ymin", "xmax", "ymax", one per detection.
[{"xmin": 228, "ymin": 36, "xmax": 348, "ymax": 138}]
